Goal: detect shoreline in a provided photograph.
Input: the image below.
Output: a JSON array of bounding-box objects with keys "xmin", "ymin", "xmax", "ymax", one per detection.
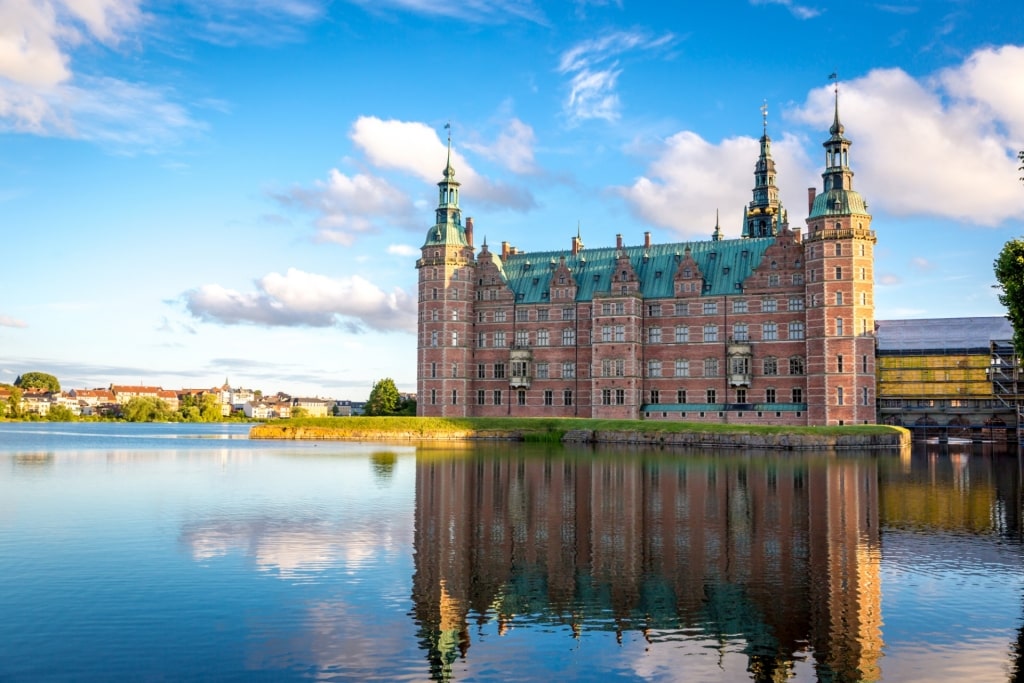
[{"xmin": 250, "ymin": 418, "xmax": 909, "ymax": 451}]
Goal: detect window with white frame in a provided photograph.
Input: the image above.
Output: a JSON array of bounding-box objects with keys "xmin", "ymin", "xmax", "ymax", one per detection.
[
  {"xmin": 703, "ymin": 324, "xmax": 718, "ymax": 342},
  {"xmin": 675, "ymin": 359, "xmax": 690, "ymax": 377},
  {"xmin": 647, "ymin": 359, "xmax": 662, "ymax": 377},
  {"xmin": 675, "ymin": 325, "xmax": 689, "ymax": 343},
  {"xmin": 762, "ymin": 323, "xmax": 777, "ymax": 341},
  {"xmin": 789, "ymin": 322, "xmax": 805, "ymax": 340}
]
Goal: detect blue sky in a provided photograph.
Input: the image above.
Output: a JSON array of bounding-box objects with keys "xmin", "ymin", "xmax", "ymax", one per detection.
[{"xmin": 1, "ymin": 0, "xmax": 1022, "ymax": 400}]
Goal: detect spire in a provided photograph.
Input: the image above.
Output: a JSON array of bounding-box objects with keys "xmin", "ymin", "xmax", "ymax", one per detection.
[
  {"xmin": 443, "ymin": 121, "xmax": 455, "ymax": 179},
  {"xmin": 809, "ymin": 73, "xmax": 869, "ymax": 219},
  {"xmin": 743, "ymin": 101, "xmax": 781, "ymax": 238},
  {"xmin": 828, "ymin": 72, "xmax": 845, "ymax": 139},
  {"xmin": 712, "ymin": 209, "xmax": 723, "ymax": 241}
]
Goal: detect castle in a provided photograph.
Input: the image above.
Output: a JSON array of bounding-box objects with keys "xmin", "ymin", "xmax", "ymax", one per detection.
[{"xmin": 417, "ymin": 92, "xmax": 876, "ymax": 426}]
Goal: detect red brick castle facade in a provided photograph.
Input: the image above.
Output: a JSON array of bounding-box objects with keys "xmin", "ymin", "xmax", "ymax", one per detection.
[{"xmin": 417, "ymin": 94, "xmax": 876, "ymax": 425}]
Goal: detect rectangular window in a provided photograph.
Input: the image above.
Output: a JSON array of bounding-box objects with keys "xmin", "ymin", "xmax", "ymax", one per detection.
[
  {"xmin": 675, "ymin": 325, "xmax": 689, "ymax": 343},
  {"xmin": 477, "ymin": 332, "xmax": 487, "ymax": 347},
  {"xmin": 835, "ymin": 266, "xmax": 843, "ymax": 280},
  {"xmin": 562, "ymin": 362, "xmax": 575, "ymax": 379},
  {"xmin": 494, "ymin": 363, "xmax": 506, "ymax": 379},
  {"xmin": 536, "ymin": 329, "xmax": 549, "ymax": 346},
  {"xmin": 836, "ymin": 292, "xmax": 844, "ymax": 305},
  {"xmin": 860, "ymin": 267, "xmax": 866, "ymax": 280},
  {"xmin": 706, "ymin": 389, "xmax": 716, "ymax": 403},
  {"xmin": 516, "ymin": 309, "xmax": 529, "ymax": 321},
  {"xmin": 615, "ymin": 389, "xmax": 625, "ymax": 405},
  {"xmin": 789, "ymin": 322, "xmax": 805, "ymax": 340},
  {"xmin": 647, "ymin": 304, "xmax": 660, "ymax": 317},
  {"xmin": 763, "ymin": 299, "xmax": 777, "ymax": 313},
  {"xmin": 703, "ymin": 325, "xmax": 718, "ymax": 342},
  {"xmin": 674, "ymin": 302, "xmax": 687, "ymax": 316},
  {"xmin": 544, "ymin": 390, "xmax": 553, "ymax": 406},
  {"xmin": 614, "ymin": 325, "xmax": 625, "ymax": 342},
  {"xmin": 790, "ymin": 357, "xmax": 804, "ymax": 375},
  {"xmin": 732, "ymin": 323, "xmax": 748, "ymax": 341},
  {"xmin": 788, "ymin": 297, "xmax": 804, "ymax": 311},
  {"xmin": 836, "ymin": 318, "xmax": 844, "ymax": 335},
  {"xmin": 768, "ymin": 274, "xmax": 780, "ymax": 287},
  {"xmin": 763, "ymin": 357, "xmax": 778, "ymax": 375},
  {"xmin": 648, "ymin": 327, "xmax": 662, "ymax": 343},
  {"xmin": 650, "ymin": 389, "xmax": 660, "ymax": 404},
  {"xmin": 430, "ymin": 362, "xmax": 437, "ymax": 379},
  {"xmin": 602, "ymin": 303, "xmax": 612, "ymax": 315},
  {"xmin": 493, "ymin": 390, "xmax": 503, "ymax": 405},
  {"xmin": 615, "ymin": 302, "xmax": 625, "ymax": 314},
  {"xmin": 647, "ymin": 359, "xmax": 662, "ymax": 377},
  {"xmin": 451, "ymin": 331, "xmax": 458, "ymax": 346},
  {"xmin": 430, "ymin": 331, "xmax": 439, "ymax": 347},
  {"xmin": 704, "ymin": 358, "xmax": 719, "ymax": 376},
  {"xmin": 862, "ymin": 355, "xmax": 869, "ymax": 373},
  {"xmin": 837, "ymin": 355, "xmax": 844, "ymax": 372},
  {"xmin": 602, "ymin": 325, "xmax": 613, "ymax": 342},
  {"xmin": 677, "ymin": 389, "xmax": 687, "ymax": 403},
  {"xmin": 511, "ymin": 361, "xmax": 528, "ymax": 377},
  {"xmin": 732, "ymin": 300, "xmax": 748, "ymax": 314},
  {"xmin": 516, "ymin": 329, "xmax": 529, "ymax": 346},
  {"xmin": 762, "ymin": 323, "xmax": 777, "ymax": 341},
  {"xmin": 535, "ymin": 362, "xmax": 549, "ymax": 379},
  {"xmin": 862, "ymin": 387, "xmax": 869, "ymax": 406},
  {"xmin": 430, "ymin": 389, "xmax": 436, "ymax": 405},
  {"xmin": 494, "ymin": 331, "xmax": 506, "ymax": 347},
  {"xmin": 792, "ymin": 273, "xmax": 804, "ymax": 285},
  {"xmin": 517, "ymin": 390, "xmax": 526, "ymax": 406},
  {"xmin": 477, "ymin": 364, "xmax": 486, "ymax": 379},
  {"xmin": 675, "ymin": 359, "xmax": 690, "ymax": 377},
  {"xmin": 730, "ymin": 356, "xmax": 750, "ymax": 376},
  {"xmin": 564, "ymin": 390, "xmax": 573, "ymax": 406},
  {"xmin": 703, "ymin": 302, "xmax": 718, "ymax": 315},
  {"xmin": 837, "ymin": 387, "xmax": 844, "ymax": 405},
  {"xmin": 615, "ymin": 359, "xmax": 625, "ymax": 376},
  {"xmin": 601, "ymin": 359, "xmax": 612, "ymax": 377},
  {"xmin": 495, "ymin": 310, "xmax": 507, "ymax": 323},
  {"xmin": 562, "ymin": 307, "xmax": 575, "ymax": 321},
  {"xmin": 562, "ymin": 328, "xmax": 576, "ymax": 345},
  {"xmin": 477, "ymin": 390, "xmax": 485, "ymax": 405},
  {"xmin": 602, "ymin": 388, "xmax": 612, "ymax": 405},
  {"xmin": 736, "ymin": 388, "xmax": 747, "ymax": 403},
  {"xmin": 451, "ymin": 390, "xmax": 457, "ymax": 405},
  {"xmin": 792, "ymin": 387, "xmax": 803, "ymax": 403},
  {"xmin": 451, "ymin": 363, "xmax": 458, "ymax": 378},
  {"xmin": 537, "ymin": 309, "xmax": 549, "ymax": 321},
  {"xmin": 766, "ymin": 388, "xmax": 776, "ymax": 403},
  {"xmin": 477, "ymin": 311, "xmax": 486, "ymax": 323}
]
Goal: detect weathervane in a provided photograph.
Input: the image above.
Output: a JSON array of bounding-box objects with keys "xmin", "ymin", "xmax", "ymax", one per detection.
[
  {"xmin": 829, "ymin": 71, "xmax": 839, "ymax": 93},
  {"xmin": 760, "ymin": 99, "xmax": 768, "ymax": 135}
]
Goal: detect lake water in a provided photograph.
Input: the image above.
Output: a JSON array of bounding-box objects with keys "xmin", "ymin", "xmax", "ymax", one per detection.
[{"xmin": 1, "ymin": 423, "xmax": 1022, "ymax": 682}]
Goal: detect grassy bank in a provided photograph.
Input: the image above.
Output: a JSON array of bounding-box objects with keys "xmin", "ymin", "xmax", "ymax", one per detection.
[{"xmin": 250, "ymin": 416, "xmax": 907, "ymax": 448}]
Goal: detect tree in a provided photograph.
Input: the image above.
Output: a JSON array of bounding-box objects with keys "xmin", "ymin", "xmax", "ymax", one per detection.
[
  {"xmin": 366, "ymin": 378, "xmax": 401, "ymax": 416},
  {"xmin": 994, "ymin": 238, "xmax": 1024, "ymax": 356},
  {"xmin": 15, "ymin": 372, "xmax": 60, "ymax": 392},
  {"xmin": 0, "ymin": 383, "xmax": 22, "ymax": 418},
  {"xmin": 122, "ymin": 396, "xmax": 172, "ymax": 422},
  {"xmin": 199, "ymin": 393, "xmax": 222, "ymax": 422},
  {"xmin": 47, "ymin": 404, "xmax": 76, "ymax": 422}
]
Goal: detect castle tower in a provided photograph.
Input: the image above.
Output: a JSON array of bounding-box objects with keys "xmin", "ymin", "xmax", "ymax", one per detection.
[
  {"xmin": 743, "ymin": 102, "xmax": 785, "ymax": 238},
  {"xmin": 416, "ymin": 132, "xmax": 476, "ymax": 416},
  {"xmin": 804, "ymin": 82, "xmax": 876, "ymax": 425}
]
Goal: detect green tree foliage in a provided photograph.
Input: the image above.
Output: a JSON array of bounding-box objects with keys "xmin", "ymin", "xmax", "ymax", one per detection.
[
  {"xmin": 291, "ymin": 406, "xmax": 308, "ymax": 419},
  {"xmin": 994, "ymin": 238, "xmax": 1024, "ymax": 356},
  {"xmin": 15, "ymin": 372, "xmax": 60, "ymax": 392},
  {"xmin": 365, "ymin": 378, "xmax": 400, "ymax": 416},
  {"xmin": 122, "ymin": 396, "xmax": 173, "ymax": 422},
  {"xmin": 47, "ymin": 404, "xmax": 76, "ymax": 422},
  {"xmin": 199, "ymin": 393, "xmax": 222, "ymax": 422},
  {"xmin": 395, "ymin": 396, "xmax": 416, "ymax": 416},
  {"xmin": 0, "ymin": 383, "xmax": 22, "ymax": 418}
]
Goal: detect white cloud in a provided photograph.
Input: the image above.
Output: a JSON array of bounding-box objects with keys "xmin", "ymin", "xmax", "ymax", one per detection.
[
  {"xmin": 387, "ymin": 244, "xmax": 418, "ymax": 257},
  {"xmin": 463, "ymin": 117, "xmax": 538, "ymax": 174},
  {"xmin": 790, "ymin": 46, "xmax": 1024, "ymax": 227},
  {"xmin": 350, "ymin": 116, "xmax": 535, "ymax": 210},
  {"xmin": 750, "ymin": 0, "xmax": 821, "ymax": 20},
  {"xmin": 617, "ymin": 131, "xmax": 815, "ymax": 239},
  {"xmin": 183, "ymin": 268, "xmax": 416, "ymax": 333},
  {"xmin": 274, "ymin": 169, "xmax": 418, "ymax": 245},
  {"xmin": 343, "ymin": 0, "xmax": 547, "ymax": 25},
  {"xmin": 557, "ymin": 30, "xmax": 674, "ymax": 124},
  {"xmin": 176, "ymin": 0, "xmax": 325, "ymax": 45},
  {"xmin": 0, "ymin": 315, "xmax": 27, "ymax": 328}
]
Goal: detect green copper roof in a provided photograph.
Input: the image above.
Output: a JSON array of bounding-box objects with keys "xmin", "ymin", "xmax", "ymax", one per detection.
[
  {"xmin": 809, "ymin": 188, "xmax": 868, "ymax": 218},
  {"xmin": 501, "ymin": 236, "xmax": 777, "ymax": 304},
  {"xmin": 422, "ymin": 221, "xmax": 468, "ymax": 248}
]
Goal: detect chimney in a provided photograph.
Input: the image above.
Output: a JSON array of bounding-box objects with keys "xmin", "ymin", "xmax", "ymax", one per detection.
[
  {"xmin": 465, "ymin": 217, "xmax": 474, "ymax": 248},
  {"xmin": 807, "ymin": 187, "xmax": 816, "ymax": 216},
  {"xmin": 501, "ymin": 241, "xmax": 510, "ymax": 260},
  {"xmin": 644, "ymin": 231, "xmax": 651, "ymax": 249},
  {"xmin": 616, "ymin": 233, "xmax": 623, "ymax": 250}
]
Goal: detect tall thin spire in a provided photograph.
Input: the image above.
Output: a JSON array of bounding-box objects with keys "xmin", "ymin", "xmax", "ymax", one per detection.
[
  {"xmin": 828, "ymin": 72, "xmax": 844, "ymax": 138},
  {"xmin": 712, "ymin": 209, "xmax": 723, "ymax": 241},
  {"xmin": 761, "ymin": 99, "xmax": 768, "ymax": 136},
  {"xmin": 443, "ymin": 121, "xmax": 454, "ymax": 178}
]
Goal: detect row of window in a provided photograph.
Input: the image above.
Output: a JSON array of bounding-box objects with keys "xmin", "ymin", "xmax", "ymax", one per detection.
[
  {"xmin": 428, "ymin": 386, "xmax": 869, "ymax": 406},
  {"xmin": 427, "ymin": 389, "xmax": 578, "ymax": 407}
]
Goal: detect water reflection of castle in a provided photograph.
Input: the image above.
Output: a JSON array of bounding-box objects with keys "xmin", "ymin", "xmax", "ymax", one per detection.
[{"xmin": 411, "ymin": 449, "xmax": 883, "ymax": 682}]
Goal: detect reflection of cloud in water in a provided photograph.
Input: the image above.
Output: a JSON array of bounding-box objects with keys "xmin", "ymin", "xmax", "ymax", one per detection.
[{"xmin": 180, "ymin": 517, "xmax": 406, "ymax": 578}]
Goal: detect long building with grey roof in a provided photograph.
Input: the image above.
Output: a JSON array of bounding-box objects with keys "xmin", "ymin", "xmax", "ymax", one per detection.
[{"xmin": 417, "ymin": 93, "xmax": 877, "ymax": 426}]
